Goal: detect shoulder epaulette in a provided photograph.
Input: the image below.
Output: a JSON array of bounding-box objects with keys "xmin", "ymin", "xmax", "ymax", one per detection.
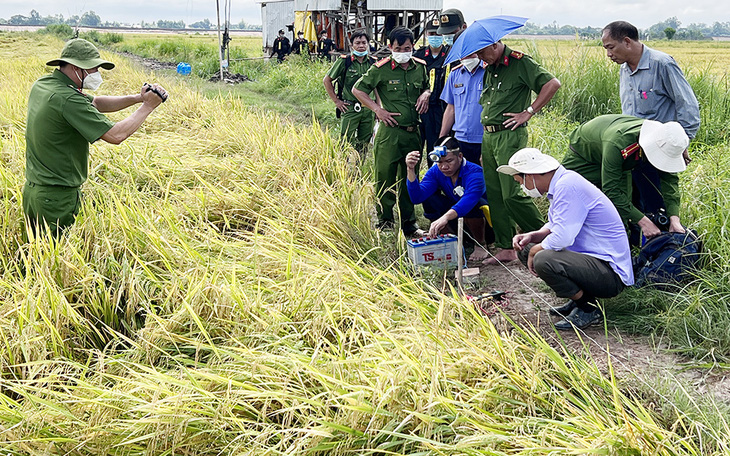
[
  {"xmin": 375, "ymin": 57, "xmax": 390, "ymax": 67},
  {"xmin": 510, "ymin": 50, "xmax": 524, "ymax": 59},
  {"xmin": 621, "ymin": 142, "xmax": 641, "ymax": 160},
  {"xmin": 412, "ymin": 56, "xmax": 427, "ymax": 65}
]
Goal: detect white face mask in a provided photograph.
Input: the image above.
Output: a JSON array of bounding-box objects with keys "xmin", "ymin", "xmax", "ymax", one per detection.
[
  {"xmin": 78, "ymin": 69, "xmax": 103, "ymax": 91},
  {"xmin": 521, "ymin": 175, "xmax": 542, "ymax": 198},
  {"xmin": 461, "ymin": 57, "xmax": 480, "ymax": 72},
  {"xmin": 391, "ymin": 51, "xmax": 412, "ymax": 64}
]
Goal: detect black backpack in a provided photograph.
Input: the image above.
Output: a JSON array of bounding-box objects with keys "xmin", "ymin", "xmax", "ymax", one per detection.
[{"xmin": 632, "ymin": 229, "xmax": 703, "ymax": 289}]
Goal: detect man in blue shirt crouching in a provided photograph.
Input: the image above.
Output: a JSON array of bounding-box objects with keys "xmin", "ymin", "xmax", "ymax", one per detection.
[
  {"xmin": 497, "ymin": 148, "xmax": 634, "ymax": 330},
  {"xmin": 406, "ymin": 137, "xmax": 494, "ymax": 261}
]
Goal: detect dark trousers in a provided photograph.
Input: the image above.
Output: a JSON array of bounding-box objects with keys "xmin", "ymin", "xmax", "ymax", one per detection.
[
  {"xmin": 630, "ymin": 162, "xmax": 665, "ymax": 246},
  {"xmin": 421, "ymin": 192, "xmax": 495, "ymax": 244},
  {"xmin": 457, "ymin": 140, "xmax": 482, "ymax": 165},
  {"xmin": 518, "ymin": 246, "xmax": 625, "ymax": 299},
  {"xmin": 632, "ymin": 161, "xmax": 664, "ymax": 214},
  {"xmin": 420, "ymin": 102, "xmax": 445, "ymax": 167}
]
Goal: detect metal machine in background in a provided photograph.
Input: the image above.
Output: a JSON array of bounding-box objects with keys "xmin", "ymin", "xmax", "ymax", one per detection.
[{"xmin": 258, "ymin": 0, "xmax": 444, "ymax": 56}]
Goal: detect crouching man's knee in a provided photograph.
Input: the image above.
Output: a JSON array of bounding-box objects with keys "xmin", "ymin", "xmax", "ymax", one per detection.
[{"xmin": 532, "ymin": 249, "xmax": 558, "ymax": 278}]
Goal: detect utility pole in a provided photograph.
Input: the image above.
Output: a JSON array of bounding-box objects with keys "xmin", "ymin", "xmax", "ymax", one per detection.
[{"xmin": 216, "ymin": 0, "xmax": 224, "ymax": 81}]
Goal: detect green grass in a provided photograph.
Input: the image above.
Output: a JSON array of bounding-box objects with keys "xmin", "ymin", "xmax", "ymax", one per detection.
[{"xmin": 1, "ymin": 32, "xmax": 730, "ymax": 454}]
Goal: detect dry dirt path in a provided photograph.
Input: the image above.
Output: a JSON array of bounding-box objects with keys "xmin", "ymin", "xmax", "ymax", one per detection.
[{"xmin": 468, "ymin": 258, "xmax": 730, "ymax": 406}]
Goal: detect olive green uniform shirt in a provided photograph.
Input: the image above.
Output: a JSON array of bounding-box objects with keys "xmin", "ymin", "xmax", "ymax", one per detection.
[
  {"xmin": 480, "ymin": 45, "xmax": 554, "ymax": 127},
  {"xmin": 327, "ymin": 55, "xmax": 374, "ymax": 102},
  {"xmin": 25, "ymin": 69, "xmax": 115, "ymax": 187},
  {"xmin": 353, "ymin": 56, "xmax": 428, "ymax": 127},
  {"xmin": 565, "ymin": 114, "xmax": 680, "ymax": 224}
]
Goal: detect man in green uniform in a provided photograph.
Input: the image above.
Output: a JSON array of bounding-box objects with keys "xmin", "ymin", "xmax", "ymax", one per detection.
[
  {"xmin": 476, "ymin": 40, "xmax": 561, "ymax": 263},
  {"xmin": 24, "ymin": 38, "xmax": 167, "ymax": 236},
  {"xmin": 563, "ymin": 114, "xmax": 689, "ymax": 239},
  {"xmin": 323, "ymin": 30, "xmax": 376, "ymax": 157},
  {"xmin": 352, "ymin": 26, "xmax": 432, "ymax": 235}
]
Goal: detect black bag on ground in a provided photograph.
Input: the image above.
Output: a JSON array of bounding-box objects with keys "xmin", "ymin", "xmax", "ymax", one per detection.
[{"xmin": 632, "ymin": 229, "xmax": 703, "ymax": 289}]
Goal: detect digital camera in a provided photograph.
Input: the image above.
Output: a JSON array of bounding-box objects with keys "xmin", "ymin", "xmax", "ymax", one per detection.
[{"xmin": 647, "ymin": 208, "xmax": 670, "ymax": 231}]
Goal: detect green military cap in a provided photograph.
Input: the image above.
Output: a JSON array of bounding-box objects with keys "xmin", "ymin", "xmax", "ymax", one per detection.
[
  {"xmin": 437, "ymin": 9, "xmax": 465, "ymax": 35},
  {"xmin": 46, "ymin": 38, "xmax": 115, "ymax": 70}
]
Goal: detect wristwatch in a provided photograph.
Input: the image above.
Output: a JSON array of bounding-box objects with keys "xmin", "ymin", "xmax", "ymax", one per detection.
[{"xmin": 526, "ymin": 106, "xmax": 535, "ymax": 115}]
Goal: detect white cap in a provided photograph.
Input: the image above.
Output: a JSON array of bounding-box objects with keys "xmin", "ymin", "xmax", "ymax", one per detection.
[
  {"xmin": 638, "ymin": 120, "xmax": 689, "ymax": 173},
  {"xmin": 496, "ymin": 148, "xmax": 560, "ymax": 175}
]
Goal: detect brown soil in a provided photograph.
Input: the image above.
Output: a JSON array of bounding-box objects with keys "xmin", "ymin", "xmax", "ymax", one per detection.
[
  {"xmin": 117, "ymin": 51, "xmax": 177, "ymax": 71},
  {"xmin": 466, "ymin": 258, "xmax": 730, "ymax": 405}
]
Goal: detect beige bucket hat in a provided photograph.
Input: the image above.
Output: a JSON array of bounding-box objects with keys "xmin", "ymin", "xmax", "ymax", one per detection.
[{"xmin": 638, "ymin": 119, "xmax": 689, "ymax": 173}]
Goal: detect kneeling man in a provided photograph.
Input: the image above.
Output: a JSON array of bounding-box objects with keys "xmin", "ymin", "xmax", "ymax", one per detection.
[
  {"xmin": 406, "ymin": 137, "xmax": 493, "ymax": 261},
  {"xmin": 497, "ymin": 148, "xmax": 634, "ymax": 329}
]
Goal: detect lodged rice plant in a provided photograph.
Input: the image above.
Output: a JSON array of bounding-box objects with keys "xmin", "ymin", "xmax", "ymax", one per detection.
[{"xmin": 0, "ymin": 33, "xmax": 728, "ymax": 455}]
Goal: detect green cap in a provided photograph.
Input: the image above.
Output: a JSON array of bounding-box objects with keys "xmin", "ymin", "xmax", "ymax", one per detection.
[{"xmin": 46, "ymin": 39, "xmax": 115, "ymax": 70}]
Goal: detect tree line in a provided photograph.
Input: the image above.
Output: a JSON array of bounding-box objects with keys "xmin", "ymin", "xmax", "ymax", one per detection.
[
  {"xmin": 4, "ymin": 10, "xmax": 728, "ymax": 40},
  {"xmin": 513, "ymin": 16, "xmax": 730, "ymax": 40},
  {"xmin": 0, "ymin": 10, "xmax": 262, "ymax": 31}
]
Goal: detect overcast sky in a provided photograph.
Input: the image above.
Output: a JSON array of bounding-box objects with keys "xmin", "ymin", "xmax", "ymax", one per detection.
[{"xmin": 0, "ymin": 0, "xmax": 726, "ymax": 29}]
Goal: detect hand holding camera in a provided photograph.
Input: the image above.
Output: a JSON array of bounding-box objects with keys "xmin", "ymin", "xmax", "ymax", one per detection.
[{"xmin": 143, "ymin": 83, "xmax": 168, "ymax": 103}]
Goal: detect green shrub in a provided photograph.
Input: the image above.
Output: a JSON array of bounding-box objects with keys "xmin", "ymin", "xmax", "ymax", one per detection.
[
  {"xmin": 80, "ymin": 29, "xmax": 101, "ymax": 44},
  {"xmin": 39, "ymin": 24, "xmax": 74, "ymax": 40},
  {"xmin": 99, "ymin": 32, "xmax": 124, "ymax": 45}
]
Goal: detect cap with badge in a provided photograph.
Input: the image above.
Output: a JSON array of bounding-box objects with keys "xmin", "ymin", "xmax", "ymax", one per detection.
[
  {"xmin": 437, "ymin": 8, "xmax": 465, "ymax": 35},
  {"xmin": 46, "ymin": 38, "xmax": 115, "ymax": 70},
  {"xmin": 426, "ymin": 17, "xmax": 440, "ymax": 31}
]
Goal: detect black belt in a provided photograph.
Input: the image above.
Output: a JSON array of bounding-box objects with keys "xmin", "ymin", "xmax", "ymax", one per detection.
[
  {"xmin": 396, "ymin": 125, "xmax": 419, "ymax": 133},
  {"xmin": 343, "ymin": 101, "xmax": 363, "ymax": 112},
  {"xmin": 484, "ymin": 122, "xmax": 528, "ymax": 133}
]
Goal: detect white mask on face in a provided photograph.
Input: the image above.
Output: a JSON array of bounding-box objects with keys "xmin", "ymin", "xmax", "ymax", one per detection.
[
  {"xmin": 521, "ymin": 175, "xmax": 542, "ymax": 198},
  {"xmin": 391, "ymin": 51, "xmax": 412, "ymax": 64},
  {"xmin": 80, "ymin": 70, "xmax": 103, "ymax": 91},
  {"xmin": 461, "ymin": 57, "xmax": 480, "ymax": 72}
]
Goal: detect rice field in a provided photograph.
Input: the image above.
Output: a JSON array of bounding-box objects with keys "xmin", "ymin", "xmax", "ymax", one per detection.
[{"xmin": 0, "ymin": 31, "xmax": 729, "ymax": 454}]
